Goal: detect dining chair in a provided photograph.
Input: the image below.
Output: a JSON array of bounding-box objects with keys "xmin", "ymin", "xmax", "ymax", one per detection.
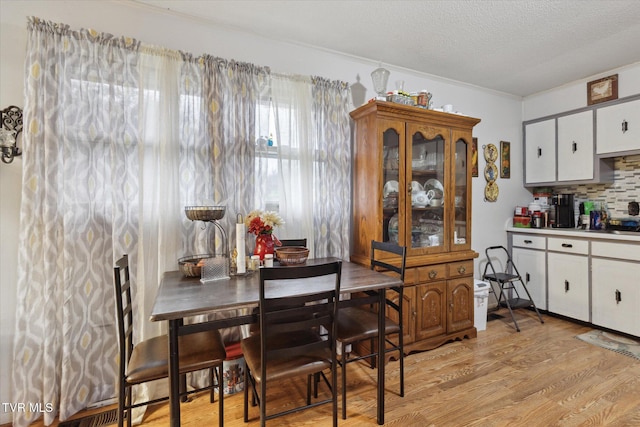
[
  {"xmin": 336, "ymin": 240, "xmax": 406, "ymax": 419},
  {"xmin": 241, "ymin": 261, "xmax": 342, "ymax": 427},
  {"xmin": 249, "ymin": 237, "xmax": 309, "ymax": 334},
  {"xmin": 113, "ymin": 254, "xmax": 227, "ymax": 427}
]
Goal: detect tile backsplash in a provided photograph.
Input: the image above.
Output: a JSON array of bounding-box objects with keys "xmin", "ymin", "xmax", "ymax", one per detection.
[{"xmin": 555, "ymin": 154, "xmax": 640, "ymax": 218}]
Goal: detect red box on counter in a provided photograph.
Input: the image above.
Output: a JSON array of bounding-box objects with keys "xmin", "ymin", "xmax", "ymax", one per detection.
[{"xmin": 513, "ymin": 215, "xmax": 531, "ymax": 228}]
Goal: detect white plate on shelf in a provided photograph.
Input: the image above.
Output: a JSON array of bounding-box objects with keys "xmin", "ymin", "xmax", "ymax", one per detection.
[
  {"xmin": 424, "ymin": 179, "xmax": 444, "ymax": 197},
  {"xmin": 383, "ymin": 180, "xmax": 399, "ymax": 197},
  {"xmin": 411, "ymin": 181, "xmax": 424, "ymax": 194}
]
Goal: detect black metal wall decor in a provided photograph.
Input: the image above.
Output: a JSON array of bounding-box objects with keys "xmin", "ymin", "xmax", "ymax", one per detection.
[{"xmin": 1, "ymin": 105, "xmax": 23, "ymax": 164}]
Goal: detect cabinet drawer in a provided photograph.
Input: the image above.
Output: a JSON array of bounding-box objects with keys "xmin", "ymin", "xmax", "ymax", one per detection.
[
  {"xmin": 411, "ymin": 264, "xmax": 447, "ymax": 283},
  {"xmin": 548, "ymin": 237, "xmax": 588, "ymax": 255},
  {"xmin": 512, "ymin": 234, "xmax": 546, "ymax": 250},
  {"xmin": 592, "ymin": 241, "xmax": 640, "ymax": 262},
  {"xmin": 447, "ymin": 260, "xmax": 473, "ymax": 278}
]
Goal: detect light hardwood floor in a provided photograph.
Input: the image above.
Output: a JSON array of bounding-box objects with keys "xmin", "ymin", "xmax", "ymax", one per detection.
[{"xmin": 25, "ymin": 309, "xmax": 640, "ymax": 427}]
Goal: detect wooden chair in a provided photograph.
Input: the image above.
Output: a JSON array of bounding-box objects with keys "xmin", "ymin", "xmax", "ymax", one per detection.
[
  {"xmin": 335, "ymin": 241, "xmax": 406, "ymax": 419},
  {"xmin": 113, "ymin": 254, "xmax": 227, "ymax": 427},
  {"xmin": 241, "ymin": 261, "xmax": 342, "ymax": 427}
]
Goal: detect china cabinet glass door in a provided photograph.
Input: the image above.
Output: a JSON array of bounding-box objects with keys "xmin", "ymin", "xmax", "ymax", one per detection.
[
  {"xmin": 452, "ymin": 132, "xmax": 472, "ymax": 251},
  {"xmin": 382, "ymin": 128, "xmax": 400, "ymax": 244},
  {"xmin": 406, "ymin": 124, "xmax": 447, "ymax": 254}
]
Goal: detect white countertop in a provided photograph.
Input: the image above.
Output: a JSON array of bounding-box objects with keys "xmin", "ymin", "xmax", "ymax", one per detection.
[{"xmin": 506, "ymin": 227, "xmax": 640, "ymax": 243}]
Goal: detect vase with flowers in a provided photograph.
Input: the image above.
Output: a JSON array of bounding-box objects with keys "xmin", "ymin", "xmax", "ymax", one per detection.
[{"xmin": 245, "ymin": 210, "xmax": 283, "ymax": 260}]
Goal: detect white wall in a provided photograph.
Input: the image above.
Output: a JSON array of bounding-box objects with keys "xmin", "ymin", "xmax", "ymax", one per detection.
[
  {"xmin": 523, "ymin": 62, "xmax": 640, "ymax": 120},
  {"xmin": 0, "ymin": 0, "xmax": 598, "ymax": 423}
]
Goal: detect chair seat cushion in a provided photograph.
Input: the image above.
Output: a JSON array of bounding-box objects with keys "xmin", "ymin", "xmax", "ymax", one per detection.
[
  {"xmin": 127, "ymin": 329, "xmax": 226, "ymax": 384},
  {"xmin": 336, "ymin": 306, "xmax": 400, "ymax": 344},
  {"xmin": 241, "ymin": 331, "xmax": 332, "ymax": 384}
]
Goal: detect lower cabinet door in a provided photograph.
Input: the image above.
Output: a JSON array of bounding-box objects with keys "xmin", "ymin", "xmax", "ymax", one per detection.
[
  {"xmin": 548, "ymin": 253, "xmax": 589, "ymax": 321},
  {"xmin": 415, "ymin": 281, "xmax": 446, "ymax": 340},
  {"xmin": 592, "ymin": 258, "xmax": 640, "ymax": 337},
  {"xmin": 447, "ymin": 277, "xmax": 474, "ymax": 333},
  {"xmin": 512, "ymin": 247, "xmax": 547, "ymax": 310}
]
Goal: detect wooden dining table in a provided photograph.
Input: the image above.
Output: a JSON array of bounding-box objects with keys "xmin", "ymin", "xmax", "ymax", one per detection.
[{"xmin": 150, "ymin": 257, "xmax": 402, "ymax": 426}]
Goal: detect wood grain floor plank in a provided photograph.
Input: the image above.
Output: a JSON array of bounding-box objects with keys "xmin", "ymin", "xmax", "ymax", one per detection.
[{"xmin": 21, "ymin": 309, "xmax": 639, "ymax": 427}]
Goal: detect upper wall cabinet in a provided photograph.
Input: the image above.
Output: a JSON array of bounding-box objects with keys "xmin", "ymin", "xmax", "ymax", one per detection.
[
  {"xmin": 524, "ymin": 119, "xmax": 556, "ymax": 185},
  {"xmin": 522, "ymin": 95, "xmax": 640, "ymax": 187},
  {"xmin": 524, "ymin": 111, "xmax": 597, "ymax": 186},
  {"xmin": 596, "ymin": 99, "xmax": 640, "ymax": 155},
  {"xmin": 557, "ymin": 111, "xmax": 594, "ymax": 181}
]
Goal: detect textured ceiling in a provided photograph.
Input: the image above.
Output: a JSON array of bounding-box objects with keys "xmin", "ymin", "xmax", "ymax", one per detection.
[{"xmin": 133, "ymin": 0, "xmax": 640, "ymax": 97}]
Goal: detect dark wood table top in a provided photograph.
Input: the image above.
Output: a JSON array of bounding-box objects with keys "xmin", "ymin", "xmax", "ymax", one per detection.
[{"xmin": 150, "ymin": 257, "xmax": 402, "ymax": 322}]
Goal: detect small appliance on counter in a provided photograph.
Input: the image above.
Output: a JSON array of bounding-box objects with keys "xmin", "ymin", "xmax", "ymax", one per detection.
[{"xmin": 551, "ymin": 193, "xmax": 575, "ymax": 228}]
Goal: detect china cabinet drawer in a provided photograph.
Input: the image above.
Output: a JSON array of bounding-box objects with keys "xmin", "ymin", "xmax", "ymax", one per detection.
[
  {"xmin": 547, "ymin": 237, "xmax": 588, "ymax": 255},
  {"xmin": 447, "ymin": 260, "xmax": 473, "ymax": 278},
  {"xmin": 512, "ymin": 234, "xmax": 546, "ymax": 250},
  {"xmin": 411, "ymin": 264, "xmax": 447, "ymax": 283}
]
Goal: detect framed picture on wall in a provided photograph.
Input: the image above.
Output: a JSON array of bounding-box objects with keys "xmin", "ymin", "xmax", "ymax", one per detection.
[
  {"xmin": 587, "ymin": 74, "xmax": 618, "ymax": 105},
  {"xmin": 471, "ymin": 137, "xmax": 478, "ymax": 177},
  {"xmin": 500, "ymin": 141, "xmax": 510, "ymax": 179}
]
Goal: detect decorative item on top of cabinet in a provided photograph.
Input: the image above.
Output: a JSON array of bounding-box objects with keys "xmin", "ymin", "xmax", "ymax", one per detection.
[{"xmin": 350, "ymin": 101, "xmax": 480, "ymax": 354}]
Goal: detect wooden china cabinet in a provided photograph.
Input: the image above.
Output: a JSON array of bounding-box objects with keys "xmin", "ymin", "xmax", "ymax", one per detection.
[{"xmin": 350, "ymin": 101, "xmax": 481, "ymax": 354}]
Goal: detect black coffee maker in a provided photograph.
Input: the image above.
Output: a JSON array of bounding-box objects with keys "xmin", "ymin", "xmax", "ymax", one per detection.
[{"xmin": 551, "ymin": 194, "xmax": 575, "ymax": 228}]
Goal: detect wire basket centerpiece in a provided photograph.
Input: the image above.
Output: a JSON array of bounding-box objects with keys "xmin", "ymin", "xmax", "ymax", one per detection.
[
  {"xmin": 185, "ymin": 206, "xmax": 226, "ymax": 221},
  {"xmin": 184, "ymin": 206, "xmax": 229, "ymax": 282}
]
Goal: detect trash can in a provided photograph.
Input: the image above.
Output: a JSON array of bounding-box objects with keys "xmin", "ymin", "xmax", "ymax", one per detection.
[
  {"xmin": 222, "ymin": 342, "xmax": 245, "ymax": 395},
  {"xmin": 474, "ymin": 280, "xmax": 490, "ymax": 331}
]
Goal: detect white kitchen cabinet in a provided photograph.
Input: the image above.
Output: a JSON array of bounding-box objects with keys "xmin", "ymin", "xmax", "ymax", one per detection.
[
  {"xmin": 591, "ymin": 241, "xmax": 640, "ymax": 337},
  {"xmin": 596, "ymin": 99, "xmax": 640, "ymax": 155},
  {"xmin": 557, "ymin": 111, "xmax": 594, "ymax": 181},
  {"xmin": 547, "ymin": 237, "xmax": 589, "ymax": 322},
  {"xmin": 592, "ymin": 258, "xmax": 640, "ymax": 336},
  {"xmin": 511, "ymin": 234, "xmax": 547, "ymax": 310},
  {"xmin": 524, "ymin": 119, "xmax": 556, "ymax": 184}
]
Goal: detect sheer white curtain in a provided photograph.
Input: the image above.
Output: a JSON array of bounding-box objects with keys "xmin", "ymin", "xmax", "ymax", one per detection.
[
  {"xmin": 267, "ymin": 74, "xmax": 315, "ymax": 251},
  {"xmin": 12, "ymin": 19, "xmax": 263, "ymax": 426},
  {"xmin": 13, "ymin": 16, "xmax": 348, "ymax": 427},
  {"xmin": 259, "ymin": 74, "xmax": 351, "ymax": 258}
]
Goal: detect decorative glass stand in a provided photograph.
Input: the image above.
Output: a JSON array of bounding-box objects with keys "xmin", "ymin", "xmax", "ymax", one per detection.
[{"xmin": 185, "ymin": 206, "xmax": 230, "ymax": 282}]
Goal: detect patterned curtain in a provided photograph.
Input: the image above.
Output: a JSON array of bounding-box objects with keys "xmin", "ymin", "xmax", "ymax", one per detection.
[
  {"xmin": 265, "ymin": 74, "xmax": 351, "ymax": 258},
  {"xmin": 14, "ymin": 18, "xmax": 143, "ymax": 426},
  {"xmin": 12, "ymin": 18, "xmax": 266, "ymax": 426},
  {"xmin": 310, "ymin": 77, "xmax": 352, "ymax": 259},
  {"xmin": 13, "ymin": 16, "xmax": 349, "ymax": 426}
]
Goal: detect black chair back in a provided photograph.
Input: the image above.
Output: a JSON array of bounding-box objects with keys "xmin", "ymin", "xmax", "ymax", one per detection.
[
  {"xmin": 114, "ymin": 254, "xmax": 134, "ymax": 384},
  {"xmin": 246, "ymin": 260, "xmax": 342, "ymax": 425},
  {"xmin": 278, "ymin": 238, "xmax": 307, "ymax": 247},
  {"xmin": 258, "ymin": 261, "xmax": 342, "ymax": 360}
]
